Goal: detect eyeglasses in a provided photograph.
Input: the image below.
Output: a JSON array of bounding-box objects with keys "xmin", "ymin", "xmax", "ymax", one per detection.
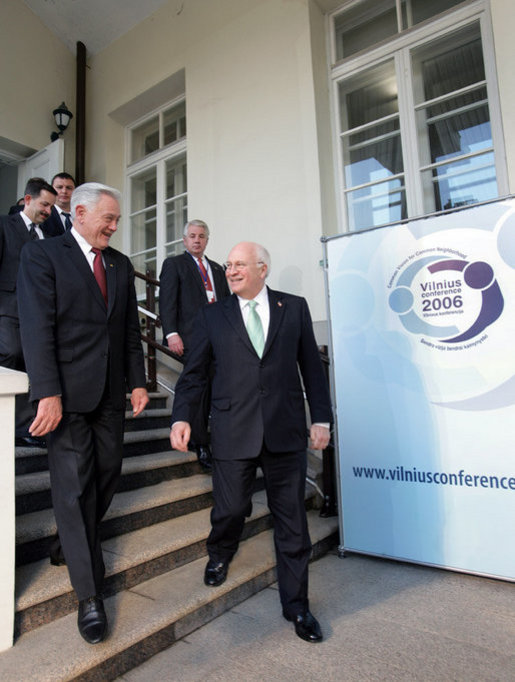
[{"xmin": 223, "ymin": 261, "xmax": 264, "ymax": 272}]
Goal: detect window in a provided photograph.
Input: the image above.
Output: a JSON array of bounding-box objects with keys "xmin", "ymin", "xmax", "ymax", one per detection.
[
  {"xmin": 126, "ymin": 98, "xmax": 187, "ymax": 286},
  {"xmin": 331, "ymin": 1, "xmax": 507, "ymax": 232}
]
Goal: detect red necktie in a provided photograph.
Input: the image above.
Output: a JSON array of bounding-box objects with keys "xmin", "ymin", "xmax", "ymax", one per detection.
[
  {"xmin": 92, "ymin": 248, "xmax": 108, "ymax": 305},
  {"xmin": 197, "ymin": 258, "xmax": 214, "ymax": 302}
]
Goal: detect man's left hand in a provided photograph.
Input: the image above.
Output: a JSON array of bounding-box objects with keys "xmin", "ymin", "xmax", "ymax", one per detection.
[
  {"xmin": 309, "ymin": 424, "xmax": 330, "ymax": 450},
  {"xmin": 131, "ymin": 387, "xmax": 149, "ymax": 416}
]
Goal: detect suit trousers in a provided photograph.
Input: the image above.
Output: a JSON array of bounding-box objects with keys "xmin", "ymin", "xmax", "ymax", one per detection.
[
  {"xmin": 0, "ymin": 315, "xmax": 35, "ymax": 436},
  {"xmin": 207, "ymin": 448, "xmax": 312, "ymax": 617},
  {"xmin": 47, "ymin": 390, "xmax": 125, "ymax": 601}
]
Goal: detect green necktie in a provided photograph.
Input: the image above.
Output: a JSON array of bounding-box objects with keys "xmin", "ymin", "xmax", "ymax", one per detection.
[{"xmin": 246, "ymin": 300, "xmax": 265, "ymax": 357}]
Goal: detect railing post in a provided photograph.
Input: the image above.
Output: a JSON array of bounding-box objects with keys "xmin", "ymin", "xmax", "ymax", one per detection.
[{"xmin": 145, "ymin": 268, "xmax": 157, "ymax": 393}]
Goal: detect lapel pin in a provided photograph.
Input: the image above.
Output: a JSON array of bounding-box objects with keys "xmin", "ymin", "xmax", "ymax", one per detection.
[{"xmin": 278, "ymin": 301, "xmax": 282, "ymax": 307}]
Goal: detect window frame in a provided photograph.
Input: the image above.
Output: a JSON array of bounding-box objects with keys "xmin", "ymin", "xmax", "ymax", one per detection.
[
  {"xmin": 329, "ymin": 0, "xmax": 508, "ymax": 233},
  {"xmin": 123, "ymin": 95, "xmax": 187, "ymax": 275}
]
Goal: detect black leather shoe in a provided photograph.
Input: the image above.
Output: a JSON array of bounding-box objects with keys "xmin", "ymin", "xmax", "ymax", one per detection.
[
  {"xmin": 15, "ymin": 435, "xmax": 46, "ymax": 448},
  {"xmin": 78, "ymin": 596, "xmax": 107, "ymax": 644},
  {"xmin": 196, "ymin": 445, "xmax": 213, "ymax": 472},
  {"xmin": 283, "ymin": 610, "xmax": 323, "ymax": 643},
  {"xmin": 204, "ymin": 559, "xmax": 228, "ymax": 586}
]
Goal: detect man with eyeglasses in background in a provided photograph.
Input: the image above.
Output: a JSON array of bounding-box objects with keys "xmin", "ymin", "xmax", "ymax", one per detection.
[{"xmin": 171, "ymin": 241, "xmax": 332, "ymax": 643}]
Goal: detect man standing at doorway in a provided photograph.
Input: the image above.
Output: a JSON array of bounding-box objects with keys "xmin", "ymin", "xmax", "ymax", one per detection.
[{"xmin": 41, "ymin": 172, "xmax": 76, "ymax": 236}]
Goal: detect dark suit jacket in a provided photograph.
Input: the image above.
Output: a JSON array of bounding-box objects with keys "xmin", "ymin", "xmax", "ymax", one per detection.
[
  {"xmin": 159, "ymin": 252, "xmax": 230, "ymax": 350},
  {"xmin": 41, "ymin": 206, "xmax": 65, "ymax": 237},
  {"xmin": 17, "ymin": 230, "xmax": 146, "ymax": 412},
  {"xmin": 171, "ymin": 287, "xmax": 333, "ymax": 459},
  {"xmin": 0, "ymin": 212, "xmax": 35, "ymax": 319}
]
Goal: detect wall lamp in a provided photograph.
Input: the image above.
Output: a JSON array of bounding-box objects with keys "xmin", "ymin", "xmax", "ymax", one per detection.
[{"xmin": 50, "ymin": 102, "xmax": 73, "ymax": 142}]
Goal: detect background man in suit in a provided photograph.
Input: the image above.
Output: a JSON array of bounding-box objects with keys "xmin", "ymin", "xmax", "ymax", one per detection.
[
  {"xmin": 41, "ymin": 171, "xmax": 76, "ymax": 236},
  {"xmin": 159, "ymin": 219, "xmax": 230, "ymax": 470},
  {"xmin": 17, "ymin": 182, "xmax": 149, "ymax": 644},
  {"xmin": 171, "ymin": 241, "xmax": 332, "ymax": 643},
  {"xmin": 0, "ymin": 177, "xmax": 56, "ymax": 446}
]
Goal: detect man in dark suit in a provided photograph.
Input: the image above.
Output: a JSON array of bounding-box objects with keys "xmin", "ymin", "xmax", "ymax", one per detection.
[
  {"xmin": 171, "ymin": 241, "xmax": 332, "ymax": 643},
  {"xmin": 159, "ymin": 219, "xmax": 230, "ymax": 470},
  {"xmin": 17, "ymin": 182, "xmax": 149, "ymax": 644},
  {"xmin": 41, "ymin": 172, "xmax": 76, "ymax": 237},
  {"xmin": 0, "ymin": 177, "xmax": 57, "ymax": 445}
]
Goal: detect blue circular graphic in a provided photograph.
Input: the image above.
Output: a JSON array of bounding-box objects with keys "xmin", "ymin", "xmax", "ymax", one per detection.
[
  {"xmin": 389, "ymin": 286, "xmax": 413, "ymax": 314},
  {"xmin": 389, "ymin": 257, "xmax": 504, "ymax": 344},
  {"xmin": 464, "ymin": 261, "xmax": 494, "ymax": 290}
]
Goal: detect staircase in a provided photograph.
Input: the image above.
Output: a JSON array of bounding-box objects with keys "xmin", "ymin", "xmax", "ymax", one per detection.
[{"xmin": 0, "ymin": 391, "xmax": 338, "ymax": 680}]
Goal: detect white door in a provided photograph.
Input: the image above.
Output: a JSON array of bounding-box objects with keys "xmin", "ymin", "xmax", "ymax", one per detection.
[{"xmin": 17, "ymin": 139, "xmax": 64, "ymax": 196}]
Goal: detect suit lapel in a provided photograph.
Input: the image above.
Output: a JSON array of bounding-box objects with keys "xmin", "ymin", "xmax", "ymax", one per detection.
[
  {"xmin": 221, "ymin": 294, "xmax": 255, "ymax": 355},
  {"xmin": 104, "ymin": 248, "xmax": 117, "ymax": 316},
  {"xmin": 206, "ymin": 257, "xmax": 224, "ymax": 299},
  {"xmin": 12, "ymin": 214, "xmax": 32, "ymax": 244},
  {"xmin": 63, "ymin": 232, "xmax": 107, "ymax": 312},
  {"xmin": 263, "ymin": 288, "xmax": 285, "ymax": 356},
  {"xmin": 184, "ymin": 252, "xmax": 206, "ymax": 298},
  {"xmin": 221, "ymin": 288, "xmax": 286, "ymax": 357}
]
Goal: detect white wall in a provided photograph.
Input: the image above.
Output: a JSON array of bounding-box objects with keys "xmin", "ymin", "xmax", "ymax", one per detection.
[
  {"xmin": 86, "ymin": 0, "xmax": 330, "ymax": 321},
  {"xmin": 0, "ymin": 0, "xmax": 76, "ymax": 176}
]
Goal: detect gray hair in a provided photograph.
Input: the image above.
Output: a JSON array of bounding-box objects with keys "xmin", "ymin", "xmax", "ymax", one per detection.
[
  {"xmin": 255, "ymin": 243, "xmax": 271, "ymax": 278},
  {"xmin": 71, "ymin": 182, "xmax": 122, "ymax": 220},
  {"xmin": 183, "ymin": 219, "xmax": 210, "ymax": 237}
]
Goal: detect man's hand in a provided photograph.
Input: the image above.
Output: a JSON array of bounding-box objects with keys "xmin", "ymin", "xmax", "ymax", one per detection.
[
  {"xmin": 131, "ymin": 387, "xmax": 149, "ymax": 417},
  {"xmin": 167, "ymin": 334, "xmax": 184, "ymax": 357},
  {"xmin": 170, "ymin": 421, "xmax": 191, "ymax": 452},
  {"xmin": 29, "ymin": 396, "xmax": 62, "ymax": 436},
  {"xmin": 309, "ymin": 424, "xmax": 330, "ymax": 451}
]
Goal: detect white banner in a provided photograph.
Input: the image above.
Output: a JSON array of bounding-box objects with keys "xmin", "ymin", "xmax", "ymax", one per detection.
[{"xmin": 326, "ymin": 198, "xmax": 515, "ymax": 580}]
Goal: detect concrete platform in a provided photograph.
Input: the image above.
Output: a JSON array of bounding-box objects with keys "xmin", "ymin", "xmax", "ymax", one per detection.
[{"xmin": 117, "ymin": 550, "xmax": 515, "ymax": 682}]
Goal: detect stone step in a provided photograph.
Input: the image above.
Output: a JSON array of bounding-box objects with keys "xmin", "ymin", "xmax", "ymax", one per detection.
[
  {"xmin": 15, "ymin": 449, "xmax": 201, "ymax": 515},
  {"xmin": 123, "ymin": 408, "xmax": 171, "ymax": 432},
  {"xmin": 15, "ymin": 426, "xmax": 173, "ymax": 476},
  {"xmin": 15, "ymin": 488, "xmax": 283, "ymax": 636},
  {"xmin": 15, "ymin": 469, "xmax": 267, "ymax": 566},
  {"xmin": 2, "ymin": 513, "xmax": 338, "ymax": 681},
  {"xmin": 15, "ymin": 471, "xmax": 215, "ymax": 566},
  {"xmin": 125, "ymin": 392, "xmax": 169, "ymax": 411}
]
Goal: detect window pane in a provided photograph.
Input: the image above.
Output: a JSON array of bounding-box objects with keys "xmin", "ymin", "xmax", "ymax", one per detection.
[
  {"xmin": 166, "ymin": 157, "xmax": 187, "ymax": 247},
  {"xmin": 422, "ymin": 151, "xmax": 498, "ymax": 212},
  {"xmin": 334, "ymin": 0, "xmax": 468, "ymax": 62},
  {"xmin": 419, "ymin": 36, "xmax": 485, "ymax": 102},
  {"xmin": 130, "ymin": 168, "xmax": 157, "ymax": 278},
  {"xmin": 131, "ymin": 116, "xmax": 159, "ymax": 163},
  {"xmin": 163, "ymin": 101, "xmax": 186, "ymax": 146},
  {"xmin": 340, "ymin": 60, "xmax": 398, "ymax": 130},
  {"xmin": 346, "ymin": 178, "xmax": 407, "ymax": 231},
  {"xmin": 338, "ymin": 60, "xmax": 405, "ymax": 230},
  {"xmin": 343, "ymin": 120, "xmax": 403, "ymax": 187},
  {"xmin": 420, "ymin": 91, "xmax": 492, "ymax": 165},
  {"xmin": 335, "ymin": 0, "xmax": 397, "ymax": 61},
  {"xmin": 413, "ymin": 27, "xmax": 497, "ymax": 213},
  {"xmin": 407, "ymin": 0, "xmax": 467, "ymax": 29}
]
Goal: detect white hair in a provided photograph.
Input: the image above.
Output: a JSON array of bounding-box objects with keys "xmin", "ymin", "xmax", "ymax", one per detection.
[{"xmin": 71, "ymin": 182, "xmax": 121, "ymax": 219}]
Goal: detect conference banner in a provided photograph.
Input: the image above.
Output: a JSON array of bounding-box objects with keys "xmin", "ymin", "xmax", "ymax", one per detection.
[{"xmin": 325, "ymin": 198, "xmax": 515, "ymax": 580}]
